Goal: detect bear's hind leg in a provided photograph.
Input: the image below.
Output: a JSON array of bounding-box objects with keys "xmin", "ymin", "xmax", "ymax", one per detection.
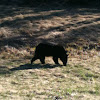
[
  {"xmin": 53, "ymin": 56, "xmax": 59, "ymax": 64},
  {"xmin": 40, "ymin": 56, "xmax": 45, "ymax": 64}
]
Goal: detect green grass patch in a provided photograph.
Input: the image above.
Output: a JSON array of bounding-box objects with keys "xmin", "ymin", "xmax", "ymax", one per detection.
[
  {"xmin": 94, "ymin": 84, "xmax": 100, "ymax": 95},
  {"xmin": 62, "ymin": 64, "xmax": 99, "ymax": 81},
  {"xmin": 75, "ymin": 84, "xmax": 100, "ymax": 95}
]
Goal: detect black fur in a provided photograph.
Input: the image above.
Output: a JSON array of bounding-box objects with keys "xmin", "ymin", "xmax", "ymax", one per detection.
[{"xmin": 31, "ymin": 42, "xmax": 68, "ymax": 66}]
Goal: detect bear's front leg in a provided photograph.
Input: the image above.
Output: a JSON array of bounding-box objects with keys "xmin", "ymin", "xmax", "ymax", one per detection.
[{"xmin": 31, "ymin": 56, "xmax": 38, "ymax": 64}]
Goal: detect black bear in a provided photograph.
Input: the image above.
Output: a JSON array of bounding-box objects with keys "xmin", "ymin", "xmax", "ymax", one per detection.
[{"xmin": 31, "ymin": 42, "xmax": 68, "ymax": 66}]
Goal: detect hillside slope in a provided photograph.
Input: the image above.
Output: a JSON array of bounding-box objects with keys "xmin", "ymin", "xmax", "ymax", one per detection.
[
  {"xmin": 0, "ymin": 5, "xmax": 100, "ymax": 51},
  {"xmin": 0, "ymin": 5, "xmax": 100, "ymax": 100}
]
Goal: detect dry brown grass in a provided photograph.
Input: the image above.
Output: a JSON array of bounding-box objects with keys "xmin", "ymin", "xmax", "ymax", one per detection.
[
  {"xmin": 0, "ymin": 5, "xmax": 100, "ymax": 50},
  {"xmin": 0, "ymin": 50, "xmax": 100, "ymax": 100},
  {"xmin": 0, "ymin": 5, "xmax": 100, "ymax": 100}
]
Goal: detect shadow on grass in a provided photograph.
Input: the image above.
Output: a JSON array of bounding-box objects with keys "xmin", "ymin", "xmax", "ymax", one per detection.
[
  {"xmin": 0, "ymin": 5, "xmax": 100, "ymax": 49},
  {"xmin": 0, "ymin": 66, "xmax": 12, "ymax": 75},
  {"xmin": 10, "ymin": 63, "xmax": 61, "ymax": 71}
]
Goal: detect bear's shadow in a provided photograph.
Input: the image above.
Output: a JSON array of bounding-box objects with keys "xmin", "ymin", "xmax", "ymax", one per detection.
[{"xmin": 10, "ymin": 64, "xmax": 61, "ymax": 71}]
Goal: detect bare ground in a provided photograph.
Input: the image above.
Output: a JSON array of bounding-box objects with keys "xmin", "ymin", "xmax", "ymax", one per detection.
[{"xmin": 0, "ymin": 5, "xmax": 100, "ymax": 100}]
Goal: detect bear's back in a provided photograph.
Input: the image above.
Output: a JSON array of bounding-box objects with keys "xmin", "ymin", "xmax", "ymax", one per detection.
[{"xmin": 35, "ymin": 42, "xmax": 66, "ymax": 56}]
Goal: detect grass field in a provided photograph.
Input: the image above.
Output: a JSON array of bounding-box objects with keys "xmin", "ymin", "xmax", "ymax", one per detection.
[
  {"xmin": 0, "ymin": 5, "xmax": 100, "ymax": 100},
  {"xmin": 0, "ymin": 51, "xmax": 100, "ymax": 100}
]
